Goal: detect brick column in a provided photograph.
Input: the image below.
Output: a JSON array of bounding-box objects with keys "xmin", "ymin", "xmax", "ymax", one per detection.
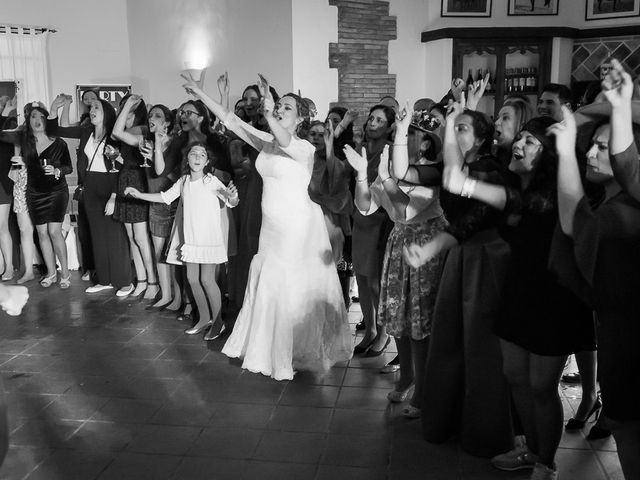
[{"xmin": 328, "ymin": 0, "xmax": 397, "ymax": 122}]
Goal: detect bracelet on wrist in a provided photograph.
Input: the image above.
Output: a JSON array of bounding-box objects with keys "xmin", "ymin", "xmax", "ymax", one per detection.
[
  {"xmin": 394, "ymin": 143, "xmax": 408, "ymax": 146},
  {"xmin": 356, "ymin": 177, "xmax": 368, "ymax": 183},
  {"xmin": 460, "ymin": 177, "xmax": 478, "ymax": 198}
]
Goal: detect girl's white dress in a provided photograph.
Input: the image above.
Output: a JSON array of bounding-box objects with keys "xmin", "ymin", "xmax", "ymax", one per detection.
[
  {"xmin": 161, "ymin": 174, "xmax": 232, "ymax": 264},
  {"xmin": 222, "ymin": 114, "xmax": 353, "ymax": 381}
]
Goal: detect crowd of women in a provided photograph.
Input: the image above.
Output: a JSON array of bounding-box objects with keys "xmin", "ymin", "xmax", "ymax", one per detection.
[{"xmin": 0, "ymin": 57, "xmax": 639, "ymax": 479}]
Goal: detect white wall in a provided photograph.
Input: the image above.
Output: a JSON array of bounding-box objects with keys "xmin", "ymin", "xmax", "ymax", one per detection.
[
  {"xmin": 126, "ymin": 0, "xmax": 294, "ymax": 113},
  {"xmin": 389, "ymin": 0, "xmax": 431, "ymax": 107},
  {"xmin": 291, "ymin": 0, "xmax": 338, "ymax": 120},
  {"xmin": 1, "ymin": 0, "xmax": 132, "ymax": 122}
]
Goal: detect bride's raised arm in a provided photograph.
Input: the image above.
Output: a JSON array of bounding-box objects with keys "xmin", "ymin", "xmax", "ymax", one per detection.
[{"xmin": 182, "ymin": 76, "xmax": 270, "ymax": 152}]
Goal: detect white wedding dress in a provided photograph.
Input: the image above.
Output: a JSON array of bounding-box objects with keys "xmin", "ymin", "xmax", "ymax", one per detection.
[{"xmin": 222, "ymin": 115, "xmax": 353, "ymax": 380}]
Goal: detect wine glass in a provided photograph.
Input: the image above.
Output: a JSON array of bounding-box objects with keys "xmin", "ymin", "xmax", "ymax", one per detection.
[
  {"xmin": 139, "ymin": 138, "xmax": 153, "ymax": 168},
  {"xmin": 103, "ymin": 145, "xmax": 120, "ymax": 173}
]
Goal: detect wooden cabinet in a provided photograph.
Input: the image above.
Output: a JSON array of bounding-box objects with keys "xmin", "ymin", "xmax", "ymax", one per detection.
[{"xmin": 452, "ymin": 37, "xmax": 552, "ymax": 119}]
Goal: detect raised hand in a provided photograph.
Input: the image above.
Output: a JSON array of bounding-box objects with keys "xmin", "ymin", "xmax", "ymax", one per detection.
[
  {"xmin": 343, "ymin": 144, "xmax": 368, "ymax": 177},
  {"xmin": 257, "ymin": 73, "xmax": 274, "ymax": 117},
  {"xmin": 601, "ymin": 58, "xmax": 634, "ymax": 108},
  {"xmin": 547, "ymin": 105, "xmax": 577, "ymax": 160},
  {"xmin": 446, "ymin": 92, "xmax": 466, "ymax": 124},
  {"xmin": 323, "ymin": 119, "xmax": 335, "ymax": 155},
  {"xmin": 181, "ymin": 74, "xmax": 202, "ymax": 98},
  {"xmin": 217, "ymin": 71, "xmax": 230, "ymax": 97},
  {"xmin": 451, "ymin": 78, "xmax": 465, "ymax": 103},
  {"xmin": 50, "ymin": 94, "xmax": 66, "ymax": 111},
  {"xmin": 343, "ymin": 108, "xmax": 359, "ymax": 125},
  {"xmin": 377, "ymin": 144, "xmax": 391, "ymax": 179},
  {"xmin": 126, "ymin": 94, "xmax": 143, "ymax": 109},
  {"xmin": 466, "ymin": 72, "xmax": 490, "ymax": 111},
  {"xmin": 396, "ymin": 100, "xmax": 413, "ymax": 132}
]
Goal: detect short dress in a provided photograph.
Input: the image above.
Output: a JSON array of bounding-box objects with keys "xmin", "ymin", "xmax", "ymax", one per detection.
[
  {"xmin": 146, "ymin": 141, "xmax": 179, "ymax": 238},
  {"xmin": 362, "ymin": 177, "xmax": 447, "ymax": 340},
  {"xmin": 161, "ymin": 174, "xmax": 233, "ymax": 265},
  {"xmin": 26, "ymin": 138, "xmax": 72, "ymax": 224},
  {"xmin": 113, "ymin": 143, "xmax": 148, "ymax": 224}
]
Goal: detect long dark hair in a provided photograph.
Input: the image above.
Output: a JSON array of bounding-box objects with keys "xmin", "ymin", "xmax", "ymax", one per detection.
[
  {"xmin": 119, "ymin": 94, "xmax": 148, "ymax": 128},
  {"xmin": 518, "ymin": 117, "xmax": 558, "ymax": 214},
  {"xmin": 22, "ymin": 104, "xmax": 53, "ymax": 162},
  {"xmin": 146, "ymin": 104, "xmax": 174, "ymax": 141},
  {"xmin": 463, "ymin": 109, "xmax": 495, "ymax": 156},
  {"xmin": 364, "ymin": 104, "xmax": 395, "ymax": 142}
]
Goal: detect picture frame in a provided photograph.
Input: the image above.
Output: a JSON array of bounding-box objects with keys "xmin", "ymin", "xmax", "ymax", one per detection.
[
  {"xmin": 585, "ymin": 0, "xmax": 640, "ymax": 20},
  {"xmin": 75, "ymin": 84, "xmax": 131, "ymax": 120},
  {"xmin": 441, "ymin": 0, "xmax": 492, "ymax": 17},
  {"xmin": 508, "ymin": 0, "xmax": 559, "ymax": 15}
]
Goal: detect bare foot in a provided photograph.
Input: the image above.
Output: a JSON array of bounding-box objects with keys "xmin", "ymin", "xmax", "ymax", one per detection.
[
  {"xmin": 17, "ymin": 272, "xmax": 35, "ymax": 284},
  {"xmin": 2, "ymin": 267, "xmax": 14, "ymax": 281}
]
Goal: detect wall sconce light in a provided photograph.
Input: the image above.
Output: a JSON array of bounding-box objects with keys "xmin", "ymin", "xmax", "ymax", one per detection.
[{"xmin": 182, "ymin": 62, "xmax": 208, "ymax": 89}]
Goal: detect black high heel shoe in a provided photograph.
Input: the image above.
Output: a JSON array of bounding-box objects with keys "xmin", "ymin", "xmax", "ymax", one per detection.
[
  {"xmin": 566, "ymin": 397, "xmax": 602, "ymax": 430},
  {"xmin": 176, "ymin": 304, "xmax": 193, "ymax": 322},
  {"xmin": 354, "ymin": 337, "xmax": 375, "ymax": 354},
  {"xmin": 365, "ymin": 336, "xmax": 391, "ymax": 357}
]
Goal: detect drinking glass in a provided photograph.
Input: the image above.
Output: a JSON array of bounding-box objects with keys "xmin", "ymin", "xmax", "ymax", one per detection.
[
  {"xmin": 104, "ymin": 145, "xmax": 120, "ymax": 173},
  {"xmin": 139, "ymin": 139, "xmax": 153, "ymax": 168}
]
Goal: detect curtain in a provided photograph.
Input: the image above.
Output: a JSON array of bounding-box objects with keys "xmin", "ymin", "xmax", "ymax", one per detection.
[{"xmin": 0, "ymin": 27, "xmax": 50, "ymax": 117}]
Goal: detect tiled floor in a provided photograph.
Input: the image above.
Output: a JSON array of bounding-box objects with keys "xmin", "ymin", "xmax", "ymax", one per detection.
[{"xmin": 0, "ymin": 272, "xmax": 623, "ymax": 479}]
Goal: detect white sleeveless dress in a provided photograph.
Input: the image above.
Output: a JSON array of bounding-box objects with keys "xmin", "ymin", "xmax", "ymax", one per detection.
[{"xmin": 221, "ymin": 115, "xmax": 352, "ymax": 380}]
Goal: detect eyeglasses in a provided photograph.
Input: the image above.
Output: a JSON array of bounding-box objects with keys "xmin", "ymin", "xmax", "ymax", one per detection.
[{"xmin": 178, "ymin": 110, "xmax": 202, "ymax": 118}]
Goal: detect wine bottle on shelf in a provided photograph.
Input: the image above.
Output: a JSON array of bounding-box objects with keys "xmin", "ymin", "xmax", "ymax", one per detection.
[
  {"xmin": 476, "ymin": 68, "xmax": 483, "ymax": 83},
  {"xmin": 505, "ymin": 68, "xmax": 512, "ymax": 93},
  {"xmin": 531, "ymin": 67, "xmax": 538, "ymax": 90},
  {"xmin": 525, "ymin": 68, "xmax": 534, "ymax": 91},
  {"xmin": 466, "ymin": 68, "xmax": 474, "ymax": 87},
  {"xmin": 486, "ymin": 69, "xmax": 492, "ymax": 92},
  {"xmin": 514, "ymin": 68, "xmax": 521, "ymax": 92}
]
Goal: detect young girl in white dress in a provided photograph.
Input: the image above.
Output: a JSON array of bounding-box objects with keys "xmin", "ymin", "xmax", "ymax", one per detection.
[
  {"xmin": 125, "ymin": 142, "xmax": 238, "ymax": 339},
  {"xmin": 183, "ymin": 75, "xmax": 352, "ymax": 380}
]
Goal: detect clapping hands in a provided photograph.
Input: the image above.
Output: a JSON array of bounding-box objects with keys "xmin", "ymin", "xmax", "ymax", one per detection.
[{"xmin": 343, "ymin": 145, "xmax": 369, "ymax": 179}]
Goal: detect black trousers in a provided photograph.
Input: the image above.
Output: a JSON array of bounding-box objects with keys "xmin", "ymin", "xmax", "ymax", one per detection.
[{"xmin": 84, "ymin": 172, "xmax": 131, "ymax": 288}]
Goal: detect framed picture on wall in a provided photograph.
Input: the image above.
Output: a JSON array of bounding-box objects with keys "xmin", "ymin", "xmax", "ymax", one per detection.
[
  {"xmin": 508, "ymin": 0, "xmax": 559, "ymax": 15},
  {"xmin": 585, "ymin": 0, "xmax": 640, "ymax": 20},
  {"xmin": 441, "ymin": 0, "xmax": 492, "ymax": 17},
  {"xmin": 75, "ymin": 84, "xmax": 131, "ymax": 121}
]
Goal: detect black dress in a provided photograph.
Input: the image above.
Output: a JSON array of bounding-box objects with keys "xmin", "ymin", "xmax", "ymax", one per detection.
[
  {"xmin": 551, "ymin": 143, "xmax": 640, "ymax": 422},
  {"xmin": 494, "ymin": 179, "xmax": 595, "ymax": 356},
  {"xmin": 421, "ymin": 154, "xmax": 514, "ymax": 458},
  {"xmin": 113, "ymin": 143, "xmax": 148, "ymax": 224},
  {"xmin": 25, "ymin": 138, "xmax": 72, "ymax": 224}
]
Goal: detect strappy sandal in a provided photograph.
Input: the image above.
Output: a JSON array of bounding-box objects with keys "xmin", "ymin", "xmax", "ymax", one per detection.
[
  {"xmin": 59, "ymin": 274, "xmax": 71, "ymax": 289},
  {"xmin": 40, "ymin": 272, "xmax": 57, "ymax": 288}
]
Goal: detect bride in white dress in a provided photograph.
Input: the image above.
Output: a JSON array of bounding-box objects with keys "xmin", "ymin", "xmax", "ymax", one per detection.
[{"xmin": 183, "ymin": 75, "xmax": 352, "ymax": 380}]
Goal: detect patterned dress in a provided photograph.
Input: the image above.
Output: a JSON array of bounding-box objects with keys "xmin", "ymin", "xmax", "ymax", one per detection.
[{"xmin": 359, "ymin": 175, "xmax": 446, "ymax": 340}]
